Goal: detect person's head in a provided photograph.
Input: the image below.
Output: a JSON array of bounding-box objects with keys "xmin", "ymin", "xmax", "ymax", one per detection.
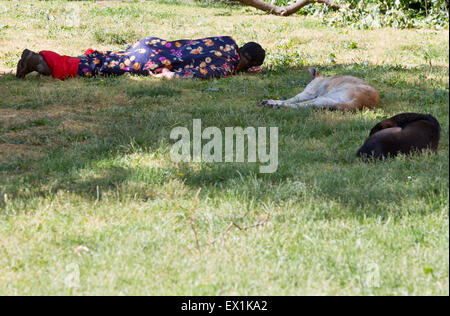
[{"xmin": 237, "ymin": 42, "xmax": 265, "ymax": 72}]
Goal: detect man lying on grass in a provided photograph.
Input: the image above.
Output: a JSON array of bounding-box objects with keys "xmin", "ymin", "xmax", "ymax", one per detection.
[{"xmin": 16, "ymin": 36, "xmax": 265, "ymax": 80}]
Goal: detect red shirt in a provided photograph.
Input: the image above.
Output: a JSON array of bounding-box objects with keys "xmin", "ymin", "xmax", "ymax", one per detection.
[{"xmin": 39, "ymin": 51, "xmax": 80, "ymax": 80}]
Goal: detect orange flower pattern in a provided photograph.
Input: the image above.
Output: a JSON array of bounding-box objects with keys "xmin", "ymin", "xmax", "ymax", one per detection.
[{"xmin": 77, "ymin": 36, "xmax": 240, "ymax": 79}]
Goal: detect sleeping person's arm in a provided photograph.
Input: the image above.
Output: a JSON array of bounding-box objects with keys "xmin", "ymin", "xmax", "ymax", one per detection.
[{"xmin": 173, "ymin": 63, "xmax": 234, "ymax": 79}]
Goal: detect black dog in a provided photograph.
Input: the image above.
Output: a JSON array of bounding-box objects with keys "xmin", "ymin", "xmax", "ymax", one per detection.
[{"xmin": 357, "ymin": 113, "xmax": 441, "ymax": 159}]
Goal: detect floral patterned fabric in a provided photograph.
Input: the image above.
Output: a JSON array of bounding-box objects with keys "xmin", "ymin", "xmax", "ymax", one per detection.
[{"xmin": 77, "ymin": 36, "xmax": 240, "ymax": 79}]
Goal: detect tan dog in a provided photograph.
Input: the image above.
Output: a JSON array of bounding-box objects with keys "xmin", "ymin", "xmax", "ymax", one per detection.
[{"xmin": 259, "ymin": 67, "xmax": 379, "ymax": 110}]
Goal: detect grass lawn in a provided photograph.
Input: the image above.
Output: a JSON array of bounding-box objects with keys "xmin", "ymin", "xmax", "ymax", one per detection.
[{"xmin": 0, "ymin": 0, "xmax": 448, "ymax": 295}]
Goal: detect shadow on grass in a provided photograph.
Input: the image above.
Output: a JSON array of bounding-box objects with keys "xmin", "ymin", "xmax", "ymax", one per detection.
[{"xmin": 0, "ymin": 62, "xmax": 448, "ymax": 218}]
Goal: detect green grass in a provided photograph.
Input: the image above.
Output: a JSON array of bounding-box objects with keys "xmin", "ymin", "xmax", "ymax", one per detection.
[{"xmin": 0, "ymin": 0, "xmax": 448, "ymax": 295}]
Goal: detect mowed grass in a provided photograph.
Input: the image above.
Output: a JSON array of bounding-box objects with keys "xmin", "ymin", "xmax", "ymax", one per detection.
[{"xmin": 0, "ymin": 0, "xmax": 448, "ymax": 295}]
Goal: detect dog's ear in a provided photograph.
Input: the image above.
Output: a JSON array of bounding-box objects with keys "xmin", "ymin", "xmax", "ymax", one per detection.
[
  {"xmin": 308, "ymin": 67, "xmax": 320, "ymax": 79},
  {"xmin": 369, "ymin": 119, "xmax": 396, "ymax": 136}
]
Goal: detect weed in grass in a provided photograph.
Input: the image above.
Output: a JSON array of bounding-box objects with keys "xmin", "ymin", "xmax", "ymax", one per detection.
[
  {"xmin": 65, "ymin": 131, "xmax": 93, "ymax": 143},
  {"xmin": 343, "ymin": 41, "xmax": 358, "ymax": 49},
  {"xmin": 90, "ymin": 6, "xmax": 143, "ymax": 18},
  {"xmin": 14, "ymin": 101, "xmax": 47, "ymax": 110},
  {"xmin": 6, "ymin": 117, "xmax": 57, "ymax": 132},
  {"xmin": 266, "ymin": 40, "xmax": 310, "ymax": 71},
  {"xmin": 93, "ymin": 29, "xmax": 138, "ymax": 45},
  {"xmin": 1, "ymin": 51, "xmax": 19, "ymax": 68}
]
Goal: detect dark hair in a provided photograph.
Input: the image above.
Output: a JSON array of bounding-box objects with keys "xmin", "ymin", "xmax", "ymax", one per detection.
[{"xmin": 239, "ymin": 42, "xmax": 265, "ymax": 67}]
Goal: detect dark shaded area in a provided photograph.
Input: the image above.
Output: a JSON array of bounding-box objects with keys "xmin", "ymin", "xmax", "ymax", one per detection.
[{"xmin": 0, "ymin": 62, "xmax": 448, "ymax": 219}]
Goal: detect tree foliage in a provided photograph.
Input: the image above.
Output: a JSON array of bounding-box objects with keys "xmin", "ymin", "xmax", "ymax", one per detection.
[{"xmin": 262, "ymin": 0, "xmax": 449, "ymax": 28}]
